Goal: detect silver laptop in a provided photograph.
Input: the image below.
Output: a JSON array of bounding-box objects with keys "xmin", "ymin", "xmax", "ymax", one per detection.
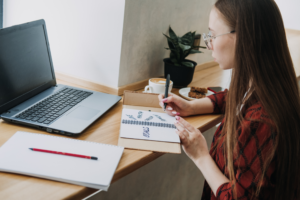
[{"xmin": 0, "ymin": 19, "xmax": 122, "ymax": 136}]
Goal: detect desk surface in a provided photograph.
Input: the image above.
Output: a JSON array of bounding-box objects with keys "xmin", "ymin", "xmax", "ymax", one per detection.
[{"xmin": 0, "ymin": 65, "xmax": 230, "ymax": 200}]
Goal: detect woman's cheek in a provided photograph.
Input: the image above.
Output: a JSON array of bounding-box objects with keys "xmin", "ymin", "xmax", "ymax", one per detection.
[{"xmin": 216, "ymin": 44, "xmax": 235, "ymax": 69}]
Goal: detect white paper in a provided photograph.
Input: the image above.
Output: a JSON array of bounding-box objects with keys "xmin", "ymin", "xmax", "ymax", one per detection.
[
  {"xmin": 120, "ymin": 108, "xmax": 180, "ymax": 143},
  {"xmin": 0, "ymin": 132, "xmax": 124, "ymax": 190}
]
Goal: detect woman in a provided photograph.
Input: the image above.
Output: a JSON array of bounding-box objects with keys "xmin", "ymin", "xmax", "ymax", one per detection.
[{"xmin": 158, "ymin": 0, "xmax": 300, "ymax": 199}]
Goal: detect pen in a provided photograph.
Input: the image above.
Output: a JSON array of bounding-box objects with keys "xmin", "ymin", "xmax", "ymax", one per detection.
[
  {"xmin": 164, "ymin": 74, "xmax": 170, "ymax": 111},
  {"xmin": 29, "ymin": 148, "xmax": 98, "ymax": 160}
]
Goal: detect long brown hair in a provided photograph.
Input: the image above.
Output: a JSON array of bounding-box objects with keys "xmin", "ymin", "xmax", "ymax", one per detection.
[{"xmin": 214, "ymin": 0, "xmax": 300, "ymax": 199}]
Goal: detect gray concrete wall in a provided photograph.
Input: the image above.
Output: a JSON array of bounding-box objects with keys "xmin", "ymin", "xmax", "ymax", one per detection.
[
  {"xmin": 118, "ymin": 0, "xmax": 216, "ymax": 87},
  {"xmin": 85, "ymin": 125, "xmax": 218, "ymax": 200}
]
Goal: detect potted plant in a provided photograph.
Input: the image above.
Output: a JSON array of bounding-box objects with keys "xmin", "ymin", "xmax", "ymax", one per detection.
[{"xmin": 163, "ymin": 26, "xmax": 206, "ymax": 87}]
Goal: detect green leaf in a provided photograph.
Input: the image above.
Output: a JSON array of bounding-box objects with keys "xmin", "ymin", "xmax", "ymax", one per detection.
[
  {"xmin": 181, "ymin": 38, "xmax": 191, "ymax": 45},
  {"xmin": 165, "ymin": 48, "xmax": 180, "ymax": 60},
  {"xmin": 191, "ymin": 31, "xmax": 196, "ymax": 37},
  {"xmin": 163, "ymin": 33, "xmax": 176, "ymax": 50},
  {"xmin": 170, "ymin": 55, "xmax": 181, "ymax": 66},
  {"xmin": 178, "ymin": 47, "xmax": 185, "ymax": 63},
  {"xmin": 179, "ymin": 43, "xmax": 191, "ymax": 52},
  {"xmin": 181, "ymin": 32, "xmax": 193, "ymax": 45},
  {"xmin": 171, "ymin": 58, "xmax": 180, "ymax": 66},
  {"xmin": 184, "ymin": 48, "xmax": 194, "ymax": 59},
  {"xmin": 164, "ymin": 33, "xmax": 180, "ymax": 51},
  {"xmin": 170, "ymin": 40, "xmax": 180, "ymax": 51},
  {"xmin": 167, "ymin": 40, "xmax": 176, "ymax": 50},
  {"xmin": 189, "ymin": 49, "xmax": 204, "ymax": 54},
  {"xmin": 182, "ymin": 31, "xmax": 192, "ymax": 39},
  {"xmin": 163, "ymin": 33, "xmax": 175, "ymax": 43},
  {"xmin": 193, "ymin": 45, "xmax": 207, "ymax": 49},
  {"xmin": 170, "ymin": 52, "xmax": 180, "ymax": 63},
  {"xmin": 179, "ymin": 43, "xmax": 192, "ymax": 59},
  {"xmin": 181, "ymin": 61, "xmax": 194, "ymax": 68},
  {"xmin": 191, "ymin": 31, "xmax": 196, "ymax": 46},
  {"xmin": 163, "ymin": 33, "xmax": 173, "ymax": 42},
  {"xmin": 168, "ymin": 26, "xmax": 177, "ymax": 40}
]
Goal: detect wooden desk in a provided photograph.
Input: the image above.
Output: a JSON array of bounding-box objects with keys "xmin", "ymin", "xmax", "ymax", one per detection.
[{"xmin": 0, "ymin": 65, "xmax": 230, "ymax": 200}]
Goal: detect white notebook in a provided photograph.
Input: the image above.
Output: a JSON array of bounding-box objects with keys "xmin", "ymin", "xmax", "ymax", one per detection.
[
  {"xmin": 120, "ymin": 108, "xmax": 180, "ymax": 143},
  {"xmin": 0, "ymin": 131, "xmax": 124, "ymax": 191}
]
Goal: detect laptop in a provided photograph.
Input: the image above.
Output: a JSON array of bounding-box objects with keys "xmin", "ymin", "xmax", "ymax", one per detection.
[{"xmin": 0, "ymin": 19, "xmax": 122, "ymax": 136}]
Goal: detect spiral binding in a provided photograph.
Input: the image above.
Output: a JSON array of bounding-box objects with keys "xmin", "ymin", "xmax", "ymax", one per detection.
[{"xmin": 122, "ymin": 120, "xmax": 176, "ymax": 129}]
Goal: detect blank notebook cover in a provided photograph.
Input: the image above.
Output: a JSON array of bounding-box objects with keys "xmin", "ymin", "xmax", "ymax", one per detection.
[{"xmin": 0, "ymin": 131, "xmax": 124, "ymax": 191}]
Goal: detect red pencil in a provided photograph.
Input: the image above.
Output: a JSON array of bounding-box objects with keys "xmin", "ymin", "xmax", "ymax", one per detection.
[
  {"xmin": 207, "ymin": 87, "xmax": 217, "ymax": 94},
  {"xmin": 29, "ymin": 148, "xmax": 98, "ymax": 160}
]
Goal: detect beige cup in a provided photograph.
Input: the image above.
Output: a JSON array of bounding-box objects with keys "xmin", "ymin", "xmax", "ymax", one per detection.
[{"xmin": 144, "ymin": 78, "xmax": 173, "ymax": 94}]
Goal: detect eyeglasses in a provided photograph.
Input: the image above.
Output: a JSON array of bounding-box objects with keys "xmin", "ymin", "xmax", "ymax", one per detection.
[{"xmin": 203, "ymin": 30, "xmax": 235, "ymax": 50}]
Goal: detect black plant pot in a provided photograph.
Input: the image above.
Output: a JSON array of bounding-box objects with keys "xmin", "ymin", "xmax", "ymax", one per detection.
[{"xmin": 163, "ymin": 58, "xmax": 197, "ymax": 88}]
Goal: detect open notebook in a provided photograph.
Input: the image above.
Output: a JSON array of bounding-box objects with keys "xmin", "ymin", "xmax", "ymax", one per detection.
[
  {"xmin": 0, "ymin": 131, "xmax": 124, "ymax": 191},
  {"xmin": 120, "ymin": 108, "xmax": 180, "ymax": 143}
]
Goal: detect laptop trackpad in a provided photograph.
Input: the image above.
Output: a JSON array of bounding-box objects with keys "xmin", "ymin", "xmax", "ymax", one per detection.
[{"xmin": 67, "ymin": 106, "xmax": 100, "ymax": 121}]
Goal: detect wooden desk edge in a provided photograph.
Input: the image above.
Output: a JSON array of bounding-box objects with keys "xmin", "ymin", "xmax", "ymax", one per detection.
[{"xmin": 64, "ymin": 114, "xmax": 223, "ymax": 200}]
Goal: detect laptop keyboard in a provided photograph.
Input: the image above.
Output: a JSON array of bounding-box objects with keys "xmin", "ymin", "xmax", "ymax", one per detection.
[{"xmin": 16, "ymin": 88, "xmax": 93, "ymax": 125}]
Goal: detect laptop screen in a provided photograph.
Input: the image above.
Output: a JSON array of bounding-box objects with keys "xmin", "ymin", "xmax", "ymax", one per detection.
[{"xmin": 0, "ymin": 20, "xmax": 56, "ymax": 113}]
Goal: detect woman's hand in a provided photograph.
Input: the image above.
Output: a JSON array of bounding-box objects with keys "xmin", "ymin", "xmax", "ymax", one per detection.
[
  {"xmin": 174, "ymin": 116, "xmax": 209, "ymax": 162},
  {"xmin": 158, "ymin": 93, "xmax": 193, "ymax": 117}
]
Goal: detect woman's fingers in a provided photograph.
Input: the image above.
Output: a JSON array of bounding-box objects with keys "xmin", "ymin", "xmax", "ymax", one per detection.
[
  {"xmin": 167, "ymin": 108, "xmax": 180, "ymax": 116},
  {"xmin": 159, "ymin": 101, "xmax": 164, "ymax": 108},
  {"xmin": 158, "ymin": 94, "xmax": 174, "ymax": 109},
  {"xmin": 172, "ymin": 111, "xmax": 180, "ymax": 115},
  {"xmin": 158, "ymin": 93, "xmax": 175, "ymax": 101},
  {"xmin": 159, "ymin": 101, "xmax": 173, "ymax": 110},
  {"xmin": 159, "ymin": 97, "xmax": 181, "ymax": 116},
  {"xmin": 164, "ymin": 110, "xmax": 179, "ymax": 117},
  {"xmin": 158, "ymin": 94, "xmax": 181, "ymax": 117},
  {"xmin": 175, "ymin": 116, "xmax": 196, "ymax": 133},
  {"xmin": 161, "ymin": 95, "xmax": 177, "ymax": 104},
  {"xmin": 174, "ymin": 117, "xmax": 209, "ymax": 161},
  {"xmin": 166, "ymin": 106, "xmax": 173, "ymax": 111},
  {"xmin": 160, "ymin": 93, "xmax": 185, "ymax": 107},
  {"xmin": 159, "ymin": 102, "xmax": 173, "ymax": 110},
  {"xmin": 174, "ymin": 121, "xmax": 190, "ymax": 144},
  {"xmin": 158, "ymin": 93, "xmax": 165, "ymax": 102}
]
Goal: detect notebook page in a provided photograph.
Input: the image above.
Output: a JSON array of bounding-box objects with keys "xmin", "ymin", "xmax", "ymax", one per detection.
[
  {"xmin": 120, "ymin": 108, "xmax": 180, "ymax": 143},
  {"xmin": 0, "ymin": 132, "xmax": 124, "ymax": 190}
]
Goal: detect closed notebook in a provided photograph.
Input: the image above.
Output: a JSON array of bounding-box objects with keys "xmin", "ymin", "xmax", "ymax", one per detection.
[{"xmin": 0, "ymin": 131, "xmax": 124, "ymax": 191}]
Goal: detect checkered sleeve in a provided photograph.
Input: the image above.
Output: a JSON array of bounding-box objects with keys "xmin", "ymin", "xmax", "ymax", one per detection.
[
  {"xmin": 215, "ymin": 117, "xmax": 277, "ymax": 200},
  {"xmin": 207, "ymin": 89, "xmax": 228, "ymax": 114}
]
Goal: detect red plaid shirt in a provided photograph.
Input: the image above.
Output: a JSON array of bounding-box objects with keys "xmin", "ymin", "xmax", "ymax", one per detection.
[{"xmin": 201, "ymin": 90, "xmax": 277, "ymax": 200}]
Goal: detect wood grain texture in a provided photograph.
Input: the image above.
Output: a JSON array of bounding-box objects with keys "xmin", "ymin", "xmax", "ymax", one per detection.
[
  {"xmin": 195, "ymin": 61, "xmax": 218, "ymax": 72},
  {"xmin": 0, "ymin": 65, "xmax": 229, "ymax": 200}
]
